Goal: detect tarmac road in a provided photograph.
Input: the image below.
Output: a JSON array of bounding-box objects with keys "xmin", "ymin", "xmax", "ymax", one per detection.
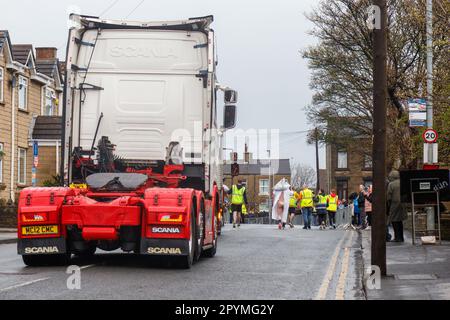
[{"xmin": 0, "ymin": 224, "xmax": 365, "ymax": 300}]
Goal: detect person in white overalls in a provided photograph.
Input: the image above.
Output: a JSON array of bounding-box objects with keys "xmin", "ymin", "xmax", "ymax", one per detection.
[{"xmin": 271, "ymin": 178, "xmax": 291, "ymax": 230}]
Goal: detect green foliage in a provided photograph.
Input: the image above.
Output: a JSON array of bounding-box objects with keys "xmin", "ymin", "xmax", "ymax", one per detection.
[
  {"xmin": 42, "ymin": 175, "xmax": 61, "ymax": 187},
  {"xmin": 303, "ymin": 0, "xmax": 449, "ymax": 169}
]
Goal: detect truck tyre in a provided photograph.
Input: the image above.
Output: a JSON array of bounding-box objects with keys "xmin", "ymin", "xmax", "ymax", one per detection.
[
  {"xmin": 22, "ymin": 254, "xmax": 71, "ymax": 267},
  {"xmin": 73, "ymin": 245, "xmax": 96, "ymax": 259},
  {"xmin": 194, "ymin": 202, "xmax": 205, "ymax": 262},
  {"xmin": 203, "ymin": 215, "xmax": 217, "ymax": 258},
  {"xmin": 179, "ymin": 203, "xmax": 196, "ymax": 269}
]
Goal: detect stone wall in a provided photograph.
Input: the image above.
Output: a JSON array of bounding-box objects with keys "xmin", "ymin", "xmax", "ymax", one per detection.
[{"xmin": 0, "ymin": 202, "xmax": 17, "ymax": 228}]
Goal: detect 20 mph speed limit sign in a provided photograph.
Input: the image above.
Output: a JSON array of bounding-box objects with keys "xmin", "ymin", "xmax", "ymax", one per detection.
[{"xmin": 423, "ymin": 129, "xmax": 438, "ymax": 143}]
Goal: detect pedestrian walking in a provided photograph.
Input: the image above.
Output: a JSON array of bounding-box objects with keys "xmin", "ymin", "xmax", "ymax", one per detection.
[
  {"xmin": 287, "ymin": 186, "xmax": 299, "ymax": 228},
  {"xmin": 226, "ymin": 180, "xmax": 248, "ymax": 229},
  {"xmin": 315, "ymin": 189, "xmax": 328, "ymax": 230},
  {"xmin": 358, "ymin": 185, "xmax": 367, "ymax": 229},
  {"xmin": 352, "ymin": 194, "xmax": 361, "ymax": 227},
  {"xmin": 364, "ymin": 185, "xmax": 373, "ymax": 230},
  {"xmin": 298, "ymin": 185, "xmax": 314, "ymax": 230},
  {"xmin": 387, "ymin": 170, "xmax": 407, "ymax": 242},
  {"xmin": 326, "ymin": 189, "xmax": 338, "ymax": 229},
  {"xmin": 271, "ymin": 178, "xmax": 291, "ymax": 230},
  {"xmin": 241, "ymin": 204, "xmax": 247, "ymax": 224}
]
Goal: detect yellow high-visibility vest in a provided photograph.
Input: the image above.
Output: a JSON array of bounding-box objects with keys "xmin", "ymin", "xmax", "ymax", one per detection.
[
  {"xmin": 316, "ymin": 194, "xmax": 327, "ymax": 210},
  {"xmin": 231, "ymin": 185, "xmax": 245, "ymax": 205},
  {"xmin": 300, "ymin": 189, "xmax": 314, "ymax": 208},
  {"xmin": 326, "ymin": 195, "xmax": 338, "ymax": 212},
  {"xmin": 289, "ymin": 192, "xmax": 298, "ymax": 208}
]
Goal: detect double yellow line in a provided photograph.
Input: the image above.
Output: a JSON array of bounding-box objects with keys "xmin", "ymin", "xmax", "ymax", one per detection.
[{"xmin": 314, "ymin": 230, "xmax": 354, "ymax": 300}]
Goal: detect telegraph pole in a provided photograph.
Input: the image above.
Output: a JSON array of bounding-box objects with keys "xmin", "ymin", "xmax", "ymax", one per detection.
[
  {"xmin": 371, "ymin": 0, "xmax": 387, "ymax": 276},
  {"xmin": 426, "ymin": 0, "xmax": 434, "ymax": 164}
]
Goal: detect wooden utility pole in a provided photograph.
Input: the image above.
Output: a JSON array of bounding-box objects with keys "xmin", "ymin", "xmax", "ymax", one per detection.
[{"xmin": 372, "ymin": 0, "xmax": 387, "ymax": 276}]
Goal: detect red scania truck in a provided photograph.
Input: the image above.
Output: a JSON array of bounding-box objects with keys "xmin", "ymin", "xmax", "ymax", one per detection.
[{"xmin": 17, "ymin": 14, "xmax": 238, "ymax": 268}]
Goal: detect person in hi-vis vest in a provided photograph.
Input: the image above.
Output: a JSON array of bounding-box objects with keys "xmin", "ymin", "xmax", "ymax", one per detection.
[
  {"xmin": 315, "ymin": 189, "xmax": 328, "ymax": 230},
  {"xmin": 287, "ymin": 186, "xmax": 299, "ymax": 228},
  {"xmin": 227, "ymin": 180, "xmax": 248, "ymax": 228},
  {"xmin": 326, "ymin": 189, "xmax": 339, "ymax": 229},
  {"xmin": 298, "ymin": 185, "xmax": 314, "ymax": 230}
]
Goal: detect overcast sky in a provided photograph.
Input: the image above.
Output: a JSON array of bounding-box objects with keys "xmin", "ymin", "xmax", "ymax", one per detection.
[{"xmin": 1, "ymin": 0, "xmax": 325, "ymax": 169}]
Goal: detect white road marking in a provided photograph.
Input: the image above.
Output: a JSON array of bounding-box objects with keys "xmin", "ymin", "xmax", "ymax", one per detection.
[
  {"xmin": 335, "ymin": 231, "xmax": 354, "ymax": 300},
  {"xmin": 0, "ymin": 277, "xmax": 50, "ymax": 292},
  {"xmin": 80, "ymin": 264, "xmax": 96, "ymax": 270},
  {"xmin": 314, "ymin": 230, "xmax": 349, "ymax": 300}
]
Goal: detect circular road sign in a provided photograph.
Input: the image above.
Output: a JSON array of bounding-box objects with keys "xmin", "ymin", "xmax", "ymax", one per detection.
[{"xmin": 423, "ymin": 129, "xmax": 438, "ymax": 143}]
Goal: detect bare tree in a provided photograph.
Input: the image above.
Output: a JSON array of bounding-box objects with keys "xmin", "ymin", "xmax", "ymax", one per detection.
[
  {"xmin": 291, "ymin": 163, "xmax": 316, "ymax": 190},
  {"xmin": 303, "ymin": 0, "xmax": 450, "ymax": 168}
]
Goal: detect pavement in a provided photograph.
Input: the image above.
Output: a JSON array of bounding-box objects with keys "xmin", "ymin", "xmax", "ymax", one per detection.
[
  {"xmin": 0, "ymin": 224, "xmax": 365, "ymax": 300},
  {"xmin": 0, "ymin": 229, "xmax": 17, "ymax": 245},
  {"xmin": 362, "ymin": 228, "xmax": 450, "ymax": 300}
]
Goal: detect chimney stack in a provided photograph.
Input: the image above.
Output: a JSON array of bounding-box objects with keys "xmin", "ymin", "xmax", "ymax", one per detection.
[{"xmin": 35, "ymin": 47, "xmax": 57, "ymax": 60}]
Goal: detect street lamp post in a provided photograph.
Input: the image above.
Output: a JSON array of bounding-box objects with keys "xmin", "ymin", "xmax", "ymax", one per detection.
[{"xmin": 267, "ymin": 149, "xmax": 272, "ymax": 225}]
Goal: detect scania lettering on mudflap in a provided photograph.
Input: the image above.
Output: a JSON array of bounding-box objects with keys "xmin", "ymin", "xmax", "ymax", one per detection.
[
  {"xmin": 24, "ymin": 246, "xmax": 59, "ymax": 254},
  {"xmin": 152, "ymin": 227, "xmax": 181, "ymax": 234},
  {"xmin": 147, "ymin": 247, "xmax": 182, "ymax": 255}
]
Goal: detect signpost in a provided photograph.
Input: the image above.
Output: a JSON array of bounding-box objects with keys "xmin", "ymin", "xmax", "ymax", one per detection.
[
  {"xmin": 407, "ymin": 98, "xmax": 427, "ymax": 127},
  {"xmin": 423, "ymin": 129, "xmax": 438, "ymax": 144},
  {"xmin": 32, "ymin": 141, "xmax": 38, "ymax": 187}
]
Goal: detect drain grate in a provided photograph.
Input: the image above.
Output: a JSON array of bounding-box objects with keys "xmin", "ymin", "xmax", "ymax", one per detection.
[{"xmin": 395, "ymin": 274, "xmax": 437, "ymax": 280}]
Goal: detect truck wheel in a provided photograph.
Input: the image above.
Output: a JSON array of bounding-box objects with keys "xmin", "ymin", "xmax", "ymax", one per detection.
[
  {"xmin": 179, "ymin": 204, "xmax": 196, "ymax": 269},
  {"xmin": 203, "ymin": 216, "xmax": 217, "ymax": 258},
  {"xmin": 73, "ymin": 245, "xmax": 96, "ymax": 259},
  {"xmin": 194, "ymin": 202, "xmax": 205, "ymax": 262},
  {"xmin": 22, "ymin": 254, "xmax": 71, "ymax": 267}
]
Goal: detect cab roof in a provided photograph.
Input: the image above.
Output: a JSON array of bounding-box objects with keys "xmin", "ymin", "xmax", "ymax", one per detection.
[{"xmin": 74, "ymin": 14, "xmax": 214, "ymax": 32}]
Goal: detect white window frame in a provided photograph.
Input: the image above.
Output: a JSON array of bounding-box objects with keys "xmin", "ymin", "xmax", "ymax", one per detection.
[
  {"xmin": 43, "ymin": 87, "xmax": 56, "ymax": 116},
  {"xmin": 18, "ymin": 76, "xmax": 28, "ymax": 110},
  {"xmin": 0, "ymin": 143, "xmax": 3, "ymax": 183},
  {"xmin": 259, "ymin": 179, "xmax": 269, "ymax": 195},
  {"xmin": 337, "ymin": 150, "xmax": 348, "ymax": 169},
  {"xmin": 0, "ymin": 67, "xmax": 4, "ymax": 103},
  {"xmin": 18, "ymin": 148, "xmax": 27, "ymax": 185}
]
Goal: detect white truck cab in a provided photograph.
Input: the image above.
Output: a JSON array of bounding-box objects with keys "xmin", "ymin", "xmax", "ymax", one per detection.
[{"xmin": 62, "ymin": 15, "xmax": 237, "ymax": 194}]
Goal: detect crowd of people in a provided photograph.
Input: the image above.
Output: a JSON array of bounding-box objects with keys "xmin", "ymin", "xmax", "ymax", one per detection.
[{"xmin": 224, "ymin": 170, "xmax": 407, "ymax": 243}]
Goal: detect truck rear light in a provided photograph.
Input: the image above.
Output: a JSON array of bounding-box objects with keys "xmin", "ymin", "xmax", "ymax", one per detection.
[
  {"xmin": 22, "ymin": 213, "xmax": 48, "ymax": 222},
  {"xmin": 159, "ymin": 214, "xmax": 183, "ymax": 223}
]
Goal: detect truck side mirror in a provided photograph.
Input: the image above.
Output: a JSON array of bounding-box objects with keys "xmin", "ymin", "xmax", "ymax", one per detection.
[
  {"xmin": 224, "ymin": 90, "xmax": 238, "ymax": 104},
  {"xmin": 223, "ymin": 105, "xmax": 236, "ymax": 129}
]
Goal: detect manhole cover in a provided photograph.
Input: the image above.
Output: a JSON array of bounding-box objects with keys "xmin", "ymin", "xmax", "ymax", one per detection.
[{"xmin": 395, "ymin": 274, "xmax": 437, "ymax": 280}]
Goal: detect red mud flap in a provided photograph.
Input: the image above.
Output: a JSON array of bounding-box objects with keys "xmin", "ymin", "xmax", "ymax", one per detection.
[
  {"xmin": 18, "ymin": 237, "xmax": 66, "ymax": 255},
  {"xmin": 140, "ymin": 238, "xmax": 189, "ymax": 256}
]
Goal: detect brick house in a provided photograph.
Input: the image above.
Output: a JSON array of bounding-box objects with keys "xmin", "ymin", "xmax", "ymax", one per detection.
[
  {"xmin": 223, "ymin": 158, "xmax": 292, "ymax": 213},
  {"xmin": 0, "ymin": 31, "xmax": 63, "ymax": 202},
  {"xmin": 325, "ymin": 142, "xmax": 373, "ymax": 202}
]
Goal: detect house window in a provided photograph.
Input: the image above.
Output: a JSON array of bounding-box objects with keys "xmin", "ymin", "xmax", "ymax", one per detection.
[
  {"xmin": 0, "ymin": 143, "xmax": 3, "ymax": 183},
  {"xmin": 18, "ymin": 148, "xmax": 27, "ymax": 185},
  {"xmin": 0, "ymin": 67, "xmax": 4, "ymax": 103},
  {"xmin": 336, "ymin": 179, "xmax": 348, "ymax": 202},
  {"xmin": 259, "ymin": 179, "xmax": 269, "ymax": 195},
  {"xmin": 337, "ymin": 150, "xmax": 348, "ymax": 169},
  {"xmin": 18, "ymin": 76, "xmax": 28, "ymax": 110},
  {"xmin": 364, "ymin": 154, "xmax": 373, "ymax": 169},
  {"xmin": 43, "ymin": 87, "xmax": 56, "ymax": 116}
]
